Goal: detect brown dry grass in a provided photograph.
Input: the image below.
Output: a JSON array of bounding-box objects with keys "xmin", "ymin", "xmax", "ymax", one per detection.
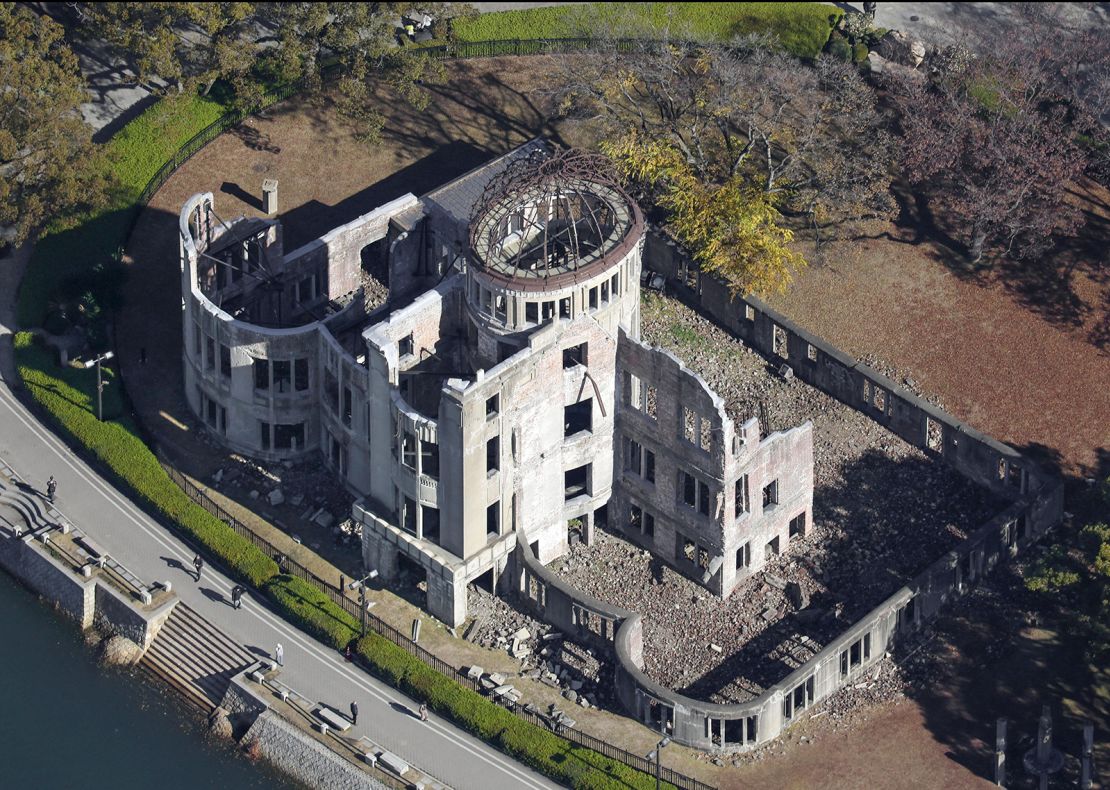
[{"xmin": 115, "ymin": 54, "xmax": 1110, "ymax": 789}]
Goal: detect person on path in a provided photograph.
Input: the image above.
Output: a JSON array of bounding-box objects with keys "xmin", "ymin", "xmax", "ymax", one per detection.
[
  {"xmin": 192, "ymin": 554, "xmax": 203, "ymax": 582},
  {"xmin": 275, "ymin": 643, "xmax": 284, "ymax": 667},
  {"xmin": 350, "ymin": 701, "xmax": 359, "ymax": 725},
  {"xmin": 231, "ymin": 585, "xmax": 244, "ymax": 610},
  {"xmin": 418, "ymin": 703, "xmax": 428, "ymax": 722},
  {"xmin": 46, "ymin": 476, "xmax": 57, "ymax": 504}
]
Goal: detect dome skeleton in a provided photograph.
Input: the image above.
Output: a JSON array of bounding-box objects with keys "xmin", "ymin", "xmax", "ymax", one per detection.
[{"xmin": 469, "ymin": 147, "xmax": 634, "ymax": 280}]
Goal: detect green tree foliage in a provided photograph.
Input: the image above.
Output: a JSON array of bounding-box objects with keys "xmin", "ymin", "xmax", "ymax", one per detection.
[
  {"xmin": 257, "ymin": 3, "xmax": 465, "ymax": 142},
  {"xmin": 1025, "ymin": 477, "xmax": 1110, "ymax": 659},
  {"xmin": 79, "ymin": 3, "xmax": 194, "ymax": 93},
  {"xmin": 0, "ymin": 5, "xmax": 109, "ymax": 245},
  {"xmin": 555, "ymin": 33, "xmax": 894, "ymax": 270},
  {"xmin": 603, "ymin": 132, "xmax": 805, "ymax": 296}
]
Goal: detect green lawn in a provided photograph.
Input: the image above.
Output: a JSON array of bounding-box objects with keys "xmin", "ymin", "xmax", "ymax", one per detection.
[
  {"xmin": 452, "ymin": 2, "xmax": 843, "ymax": 59},
  {"xmin": 17, "ymin": 92, "xmax": 229, "ymax": 329}
]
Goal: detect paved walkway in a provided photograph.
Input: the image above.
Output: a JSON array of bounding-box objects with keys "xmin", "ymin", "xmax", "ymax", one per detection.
[{"xmin": 0, "ymin": 251, "xmax": 555, "ymax": 790}]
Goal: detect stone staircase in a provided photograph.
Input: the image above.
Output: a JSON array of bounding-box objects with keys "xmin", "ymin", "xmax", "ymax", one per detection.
[
  {"xmin": 140, "ymin": 603, "xmax": 255, "ymax": 711},
  {"xmin": 0, "ymin": 479, "xmax": 53, "ymax": 537}
]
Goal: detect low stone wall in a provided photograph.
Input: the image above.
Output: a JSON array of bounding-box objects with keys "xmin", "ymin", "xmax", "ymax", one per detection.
[
  {"xmin": 94, "ymin": 582, "xmax": 177, "ymax": 649},
  {"xmin": 242, "ymin": 710, "xmax": 388, "ymax": 790},
  {"xmin": 0, "ymin": 533, "xmax": 96, "ymax": 627},
  {"xmin": 507, "ymin": 232, "xmax": 1065, "ymax": 752},
  {"xmin": 0, "ymin": 529, "xmax": 177, "ymax": 648}
]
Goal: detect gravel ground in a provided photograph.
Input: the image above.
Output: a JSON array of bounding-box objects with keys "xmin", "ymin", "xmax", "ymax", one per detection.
[{"xmin": 545, "ymin": 291, "xmax": 1007, "ymax": 703}]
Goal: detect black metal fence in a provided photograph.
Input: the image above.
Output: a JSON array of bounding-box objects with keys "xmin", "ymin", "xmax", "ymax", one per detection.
[
  {"xmin": 133, "ymin": 38, "xmax": 713, "ymax": 790},
  {"xmin": 161, "ymin": 464, "xmax": 712, "ymax": 790}
]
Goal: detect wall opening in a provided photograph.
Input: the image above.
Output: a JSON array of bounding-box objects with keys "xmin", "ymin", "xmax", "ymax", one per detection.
[
  {"xmin": 564, "ymin": 399, "xmax": 592, "ymax": 437},
  {"xmin": 565, "ymin": 464, "xmax": 591, "ymax": 501},
  {"xmin": 926, "ymin": 417, "xmax": 943, "ymax": 451},
  {"xmin": 421, "ymin": 505, "xmax": 441, "ymax": 545},
  {"xmin": 471, "ymin": 568, "xmax": 495, "ymax": 594}
]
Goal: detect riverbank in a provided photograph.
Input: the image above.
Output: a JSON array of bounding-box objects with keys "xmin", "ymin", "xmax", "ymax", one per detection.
[{"xmin": 0, "ymin": 570, "xmax": 296, "ymax": 789}]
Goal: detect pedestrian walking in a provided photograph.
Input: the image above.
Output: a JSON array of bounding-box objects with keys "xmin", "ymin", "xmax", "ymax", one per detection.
[
  {"xmin": 192, "ymin": 554, "xmax": 204, "ymax": 582},
  {"xmin": 46, "ymin": 476, "xmax": 57, "ymax": 504},
  {"xmin": 350, "ymin": 701, "xmax": 359, "ymax": 725},
  {"xmin": 275, "ymin": 642, "xmax": 284, "ymax": 667},
  {"xmin": 231, "ymin": 585, "xmax": 244, "ymax": 610},
  {"xmin": 418, "ymin": 703, "xmax": 428, "ymax": 722}
]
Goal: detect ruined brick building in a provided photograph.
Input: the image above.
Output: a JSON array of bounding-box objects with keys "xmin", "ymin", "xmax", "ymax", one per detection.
[{"xmin": 179, "ymin": 142, "xmax": 813, "ymax": 628}]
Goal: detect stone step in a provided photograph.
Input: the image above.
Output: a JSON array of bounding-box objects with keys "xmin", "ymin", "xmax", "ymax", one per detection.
[
  {"xmin": 142, "ymin": 604, "xmax": 253, "ymax": 708},
  {"xmin": 154, "ymin": 618, "xmax": 249, "ymax": 689},
  {"xmin": 140, "ymin": 645, "xmax": 219, "ymax": 711},
  {"xmin": 167, "ymin": 604, "xmax": 254, "ymax": 666}
]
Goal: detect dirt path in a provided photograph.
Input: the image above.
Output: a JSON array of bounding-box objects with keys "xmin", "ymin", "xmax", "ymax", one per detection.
[{"xmin": 115, "ymin": 54, "xmax": 1108, "ymax": 788}]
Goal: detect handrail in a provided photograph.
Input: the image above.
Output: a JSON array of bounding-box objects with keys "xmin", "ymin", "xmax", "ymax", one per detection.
[{"xmin": 162, "ymin": 463, "xmax": 713, "ymax": 790}]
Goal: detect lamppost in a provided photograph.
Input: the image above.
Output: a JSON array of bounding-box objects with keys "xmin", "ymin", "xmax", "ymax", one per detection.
[
  {"xmin": 645, "ymin": 735, "xmax": 671, "ymax": 790},
  {"xmin": 82, "ymin": 350, "xmax": 115, "ymax": 421},
  {"xmin": 348, "ymin": 570, "xmax": 379, "ymax": 635}
]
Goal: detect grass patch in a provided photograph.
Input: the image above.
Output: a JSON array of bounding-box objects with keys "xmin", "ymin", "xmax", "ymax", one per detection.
[
  {"xmin": 13, "ymin": 332, "xmax": 277, "ymax": 586},
  {"xmin": 452, "ymin": 2, "xmax": 843, "ymax": 59},
  {"xmin": 17, "ymin": 92, "xmax": 229, "ymax": 329},
  {"xmin": 355, "ymin": 632, "xmax": 679, "ymax": 789},
  {"xmin": 670, "ymin": 323, "xmax": 700, "ymax": 345}
]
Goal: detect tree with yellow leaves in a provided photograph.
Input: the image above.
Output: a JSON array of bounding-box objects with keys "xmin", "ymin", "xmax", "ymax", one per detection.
[{"xmin": 602, "ymin": 132, "xmax": 804, "ymax": 297}]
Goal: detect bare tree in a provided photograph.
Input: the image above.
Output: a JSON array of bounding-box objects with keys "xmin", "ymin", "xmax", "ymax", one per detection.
[
  {"xmin": 885, "ymin": 6, "xmax": 1102, "ymax": 263},
  {"xmin": 551, "ymin": 33, "xmax": 894, "ymax": 246}
]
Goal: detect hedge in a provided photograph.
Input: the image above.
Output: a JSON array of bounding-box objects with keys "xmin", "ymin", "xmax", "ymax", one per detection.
[
  {"xmin": 264, "ymin": 574, "xmax": 361, "ymax": 649},
  {"xmin": 13, "ymin": 332, "xmax": 277, "ymax": 586},
  {"xmin": 452, "ymin": 2, "xmax": 843, "ymax": 60},
  {"xmin": 355, "ymin": 632, "xmax": 678, "ymax": 790}
]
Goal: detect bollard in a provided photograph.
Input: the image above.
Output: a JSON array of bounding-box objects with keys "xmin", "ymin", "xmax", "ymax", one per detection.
[
  {"xmin": 1081, "ymin": 724, "xmax": 1093, "ymax": 790},
  {"xmin": 995, "ymin": 717, "xmax": 1006, "ymax": 787},
  {"xmin": 262, "ymin": 179, "xmax": 278, "ymax": 215}
]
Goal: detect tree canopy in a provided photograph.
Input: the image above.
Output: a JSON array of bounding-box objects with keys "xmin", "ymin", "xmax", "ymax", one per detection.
[
  {"xmin": 0, "ymin": 5, "xmax": 107, "ymax": 245},
  {"xmin": 883, "ymin": 4, "xmax": 1110, "ymax": 263},
  {"xmin": 603, "ymin": 131, "xmax": 805, "ymax": 296}
]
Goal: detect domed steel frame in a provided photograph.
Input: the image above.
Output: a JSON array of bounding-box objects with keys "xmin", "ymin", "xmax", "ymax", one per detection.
[{"xmin": 468, "ymin": 147, "xmax": 641, "ymax": 289}]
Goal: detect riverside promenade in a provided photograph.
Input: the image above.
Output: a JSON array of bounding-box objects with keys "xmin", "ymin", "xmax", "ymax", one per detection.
[{"xmin": 0, "ymin": 255, "xmax": 555, "ymax": 790}]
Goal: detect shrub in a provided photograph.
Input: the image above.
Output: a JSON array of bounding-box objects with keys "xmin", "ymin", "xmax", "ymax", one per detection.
[
  {"xmin": 13, "ymin": 332, "xmax": 277, "ymax": 586},
  {"xmin": 853, "ymin": 43, "xmax": 870, "ymax": 63},
  {"xmin": 264, "ymin": 574, "xmax": 360, "ymax": 649},
  {"xmin": 826, "ymin": 34, "xmax": 853, "ymax": 62},
  {"xmin": 353, "ymin": 632, "xmax": 678, "ymax": 789}
]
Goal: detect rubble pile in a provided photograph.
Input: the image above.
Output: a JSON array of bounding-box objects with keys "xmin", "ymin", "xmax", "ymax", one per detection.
[
  {"xmin": 464, "ymin": 586, "xmax": 613, "ymax": 710},
  {"xmin": 206, "ymin": 454, "xmax": 360, "ymax": 552},
  {"xmin": 359, "ymin": 266, "xmax": 389, "ymax": 313},
  {"xmin": 540, "ymin": 294, "xmax": 1006, "ymax": 703}
]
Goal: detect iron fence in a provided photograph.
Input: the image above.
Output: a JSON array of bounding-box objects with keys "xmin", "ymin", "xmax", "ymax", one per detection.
[
  {"xmin": 161, "ymin": 463, "xmax": 712, "ymax": 790},
  {"xmin": 135, "ymin": 38, "xmax": 715, "ymax": 790}
]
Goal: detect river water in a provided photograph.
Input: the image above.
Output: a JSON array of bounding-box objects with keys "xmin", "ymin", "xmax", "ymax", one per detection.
[{"xmin": 0, "ymin": 571, "xmax": 296, "ymax": 789}]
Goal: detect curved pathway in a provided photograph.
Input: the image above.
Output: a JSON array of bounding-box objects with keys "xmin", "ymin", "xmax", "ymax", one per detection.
[{"xmin": 0, "ymin": 251, "xmax": 555, "ymax": 790}]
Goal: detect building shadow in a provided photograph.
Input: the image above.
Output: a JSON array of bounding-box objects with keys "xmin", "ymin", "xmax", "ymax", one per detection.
[
  {"xmin": 220, "ymin": 181, "xmax": 264, "ymax": 212},
  {"xmin": 278, "ymin": 140, "xmax": 491, "ymax": 250}
]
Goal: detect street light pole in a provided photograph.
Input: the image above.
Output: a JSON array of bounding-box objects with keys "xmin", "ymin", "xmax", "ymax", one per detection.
[
  {"xmin": 82, "ymin": 351, "xmax": 115, "ymax": 421},
  {"xmin": 646, "ymin": 735, "xmax": 671, "ymax": 790},
  {"xmin": 348, "ymin": 569, "xmax": 379, "ymax": 636}
]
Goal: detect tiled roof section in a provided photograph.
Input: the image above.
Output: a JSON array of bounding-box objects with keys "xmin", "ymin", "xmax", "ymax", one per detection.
[{"xmin": 421, "ymin": 138, "xmax": 550, "ymax": 224}]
